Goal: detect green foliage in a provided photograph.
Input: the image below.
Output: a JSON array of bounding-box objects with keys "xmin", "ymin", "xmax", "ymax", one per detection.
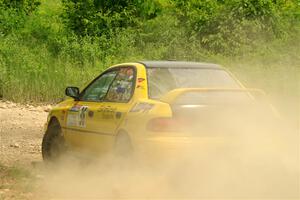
[
  {"xmin": 61, "ymin": 0, "xmax": 161, "ymax": 37},
  {"xmin": 0, "ymin": 0, "xmax": 41, "ymax": 35},
  {"xmin": 172, "ymin": 0, "xmax": 300, "ymax": 54},
  {"xmin": 0, "ymin": 0, "xmax": 41, "ymax": 14},
  {"xmin": 0, "ymin": 0, "xmax": 299, "ymax": 103}
]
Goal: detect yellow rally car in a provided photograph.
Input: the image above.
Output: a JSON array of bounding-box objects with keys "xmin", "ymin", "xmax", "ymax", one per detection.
[{"xmin": 42, "ymin": 61, "xmax": 277, "ymax": 161}]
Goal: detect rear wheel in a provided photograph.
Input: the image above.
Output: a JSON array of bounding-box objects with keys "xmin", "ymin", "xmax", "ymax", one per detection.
[
  {"xmin": 114, "ymin": 132, "xmax": 133, "ymax": 157},
  {"xmin": 42, "ymin": 119, "xmax": 66, "ymax": 162}
]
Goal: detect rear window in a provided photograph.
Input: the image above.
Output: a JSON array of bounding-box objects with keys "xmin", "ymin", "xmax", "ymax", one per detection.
[{"xmin": 147, "ymin": 68, "xmax": 241, "ymax": 99}]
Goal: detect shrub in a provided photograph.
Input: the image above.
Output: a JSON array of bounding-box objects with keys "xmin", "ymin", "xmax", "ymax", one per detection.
[
  {"xmin": 61, "ymin": 0, "xmax": 161, "ymax": 37},
  {"xmin": 0, "ymin": 0, "xmax": 41, "ymax": 35},
  {"xmin": 172, "ymin": 0, "xmax": 300, "ymax": 55}
]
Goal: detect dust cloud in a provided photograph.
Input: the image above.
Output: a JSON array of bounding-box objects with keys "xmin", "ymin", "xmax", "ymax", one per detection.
[{"xmin": 38, "ymin": 67, "xmax": 299, "ymax": 200}]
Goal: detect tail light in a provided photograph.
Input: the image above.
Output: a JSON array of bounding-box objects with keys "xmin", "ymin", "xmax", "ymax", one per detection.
[{"xmin": 147, "ymin": 117, "xmax": 184, "ymax": 132}]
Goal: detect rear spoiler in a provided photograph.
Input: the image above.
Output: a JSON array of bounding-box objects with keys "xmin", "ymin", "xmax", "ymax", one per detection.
[{"xmin": 160, "ymin": 88, "xmax": 266, "ymax": 104}]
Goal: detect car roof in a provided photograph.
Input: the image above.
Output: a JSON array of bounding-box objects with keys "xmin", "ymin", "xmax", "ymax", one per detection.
[{"xmin": 138, "ymin": 61, "xmax": 222, "ymax": 69}]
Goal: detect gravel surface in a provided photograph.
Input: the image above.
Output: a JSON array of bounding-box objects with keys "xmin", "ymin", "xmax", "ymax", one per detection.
[
  {"xmin": 0, "ymin": 100, "xmax": 298, "ymax": 200},
  {"xmin": 0, "ymin": 100, "xmax": 50, "ymax": 166}
]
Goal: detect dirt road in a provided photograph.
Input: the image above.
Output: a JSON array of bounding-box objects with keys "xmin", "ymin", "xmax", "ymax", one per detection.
[
  {"xmin": 0, "ymin": 100, "xmax": 299, "ymax": 200},
  {"xmin": 0, "ymin": 100, "xmax": 49, "ymax": 166},
  {"xmin": 0, "ymin": 100, "xmax": 49, "ymax": 199}
]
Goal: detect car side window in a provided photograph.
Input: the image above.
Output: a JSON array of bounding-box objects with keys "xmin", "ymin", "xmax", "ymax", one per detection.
[
  {"xmin": 80, "ymin": 70, "xmax": 118, "ymax": 101},
  {"xmin": 105, "ymin": 67, "xmax": 135, "ymax": 102}
]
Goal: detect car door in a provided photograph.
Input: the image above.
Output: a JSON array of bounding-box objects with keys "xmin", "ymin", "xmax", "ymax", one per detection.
[
  {"xmin": 99, "ymin": 66, "xmax": 136, "ymax": 135},
  {"xmin": 64, "ymin": 69, "xmax": 119, "ymax": 154}
]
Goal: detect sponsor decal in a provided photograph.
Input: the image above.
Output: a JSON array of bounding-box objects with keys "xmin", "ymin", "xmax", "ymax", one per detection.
[
  {"xmin": 130, "ymin": 102, "xmax": 154, "ymax": 113},
  {"xmin": 66, "ymin": 105, "xmax": 88, "ymax": 127},
  {"xmin": 137, "ymin": 78, "xmax": 145, "ymax": 89},
  {"xmin": 138, "ymin": 78, "xmax": 145, "ymax": 82},
  {"xmin": 66, "ymin": 112, "xmax": 78, "ymax": 127},
  {"xmin": 69, "ymin": 104, "xmax": 82, "ymax": 112},
  {"xmin": 102, "ymin": 107, "xmax": 116, "ymax": 119}
]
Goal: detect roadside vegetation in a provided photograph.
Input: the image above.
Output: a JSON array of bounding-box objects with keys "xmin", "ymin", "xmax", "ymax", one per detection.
[{"xmin": 0, "ymin": 0, "xmax": 299, "ymax": 104}]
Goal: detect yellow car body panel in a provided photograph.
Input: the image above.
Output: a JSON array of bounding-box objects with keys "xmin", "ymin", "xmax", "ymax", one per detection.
[
  {"xmin": 45, "ymin": 63, "xmax": 150, "ymax": 155},
  {"xmin": 44, "ymin": 61, "xmax": 278, "ymax": 159}
]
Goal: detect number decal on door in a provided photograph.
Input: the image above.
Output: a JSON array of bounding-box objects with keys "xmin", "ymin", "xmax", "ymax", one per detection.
[
  {"xmin": 67, "ymin": 105, "xmax": 88, "ymax": 128},
  {"xmin": 78, "ymin": 106, "xmax": 88, "ymax": 127}
]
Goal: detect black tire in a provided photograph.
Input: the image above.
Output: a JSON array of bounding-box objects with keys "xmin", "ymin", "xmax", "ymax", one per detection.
[
  {"xmin": 42, "ymin": 119, "xmax": 66, "ymax": 162},
  {"xmin": 114, "ymin": 132, "xmax": 133, "ymax": 157}
]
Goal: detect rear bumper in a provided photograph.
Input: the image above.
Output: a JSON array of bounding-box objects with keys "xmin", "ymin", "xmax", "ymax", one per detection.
[
  {"xmin": 132, "ymin": 131, "xmax": 290, "ymax": 165},
  {"xmin": 134, "ymin": 134, "xmax": 231, "ymax": 162}
]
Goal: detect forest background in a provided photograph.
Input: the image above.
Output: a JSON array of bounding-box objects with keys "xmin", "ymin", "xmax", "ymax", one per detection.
[{"xmin": 0, "ymin": 0, "xmax": 299, "ymax": 121}]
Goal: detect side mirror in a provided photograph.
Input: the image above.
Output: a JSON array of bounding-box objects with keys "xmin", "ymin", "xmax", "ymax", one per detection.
[{"xmin": 65, "ymin": 87, "xmax": 80, "ymax": 100}]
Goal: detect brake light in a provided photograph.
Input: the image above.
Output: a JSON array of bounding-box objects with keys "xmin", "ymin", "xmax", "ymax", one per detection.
[{"xmin": 147, "ymin": 117, "xmax": 183, "ymax": 132}]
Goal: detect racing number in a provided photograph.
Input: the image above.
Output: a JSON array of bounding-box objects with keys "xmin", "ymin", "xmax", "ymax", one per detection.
[
  {"xmin": 67, "ymin": 105, "xmax": 88, "ymax": 128},
  {"xmin": 78, "ymin": 106, "xmax": 88, "ymax": 127}
]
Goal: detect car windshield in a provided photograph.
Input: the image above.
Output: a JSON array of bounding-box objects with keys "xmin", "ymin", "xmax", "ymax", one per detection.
[{"xmin": 147, "ymin": 68, "xmax": 241, "ymax": 99}]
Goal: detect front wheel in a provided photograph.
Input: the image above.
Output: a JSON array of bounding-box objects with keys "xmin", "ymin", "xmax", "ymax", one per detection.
[{"xmin": 42, "ymin": 119, "xmax": 66, "ymax": 162}]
